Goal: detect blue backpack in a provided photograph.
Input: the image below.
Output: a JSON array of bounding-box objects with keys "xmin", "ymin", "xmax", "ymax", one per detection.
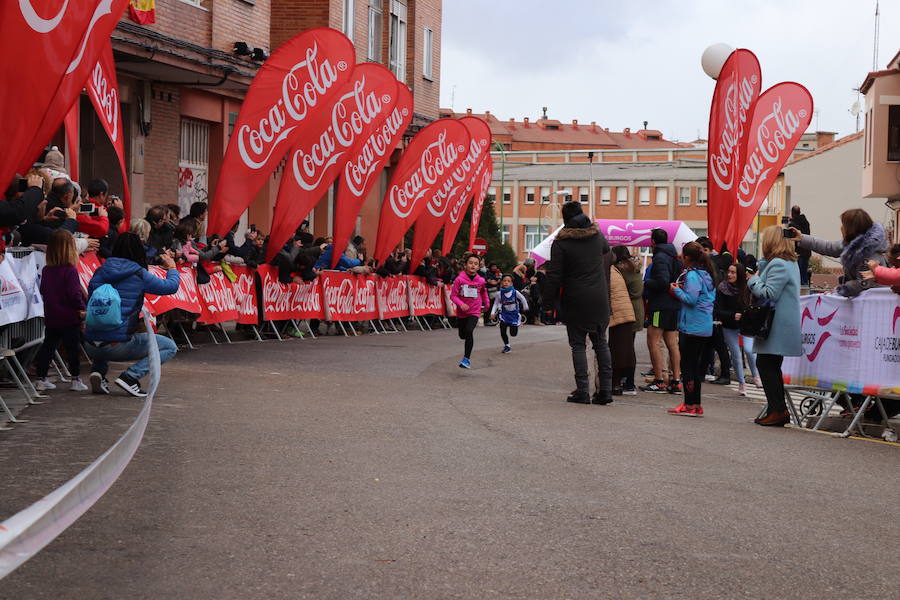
[{"xmin": 86, "ymin": 284, "xmax": 123, "ymax": 330}]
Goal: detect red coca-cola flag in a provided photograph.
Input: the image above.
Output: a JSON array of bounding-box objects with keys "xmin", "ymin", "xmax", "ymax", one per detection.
[
  {"xmin": 445, "ymin": 153, "xmax": 488, "ymax": 255},
  {"xmin": 257, "ymin": 264, "xmax": 323, "ymax": 320},
  {"xmin": 331, "ymin": 81, "xmax": 413, "ymax": 268},
  {"xmin": 77, "ymin": 251, "xmax": 103, "ymax": 293},
  {"xmin": 1, "ymin": 0, "xmax": 130, "ymax": 187},
  {"xmin": 706, "ymin": 49, "xmax": 761, "ymax": 251},
  {"xmin": 373, "ymin": 118, "xmax": 470, "ymax": 262},
  {"xmin": 409, "ymin": 116, "xmax": 488, "ymax": 268},
  {"xmin": 208, "ymin": 28, "xmax": 355, "ymax": 237},
  {"xmin": 375, "ymin": 275, "xmax": 408, "ymax": 319},
  {"xmin": 197, "ymin": 268, "xmax": 239, "ymax": 324},
  {"xmin": 11, "ymin": 0, "xmax": 127, "ymax": 180},
  {"xmin": 86, "ymin": 41, "xmax": 132, "ymax": 222},
  {"xmin": 467, "ymin": 154, "xmax": 494, "ymax": 251},
  {"xmin": 64, "ymin": 103, "xmax": 79, "ymax": 180},
  {"xmin": 267, "ymin": 63, "xmax": 400, "ymax": 261},
  {"xmin": 725, "ymin": 83, "xmax": 813, "ymax": 254},
  {"xmin": 145, "ymin": 264, "xmax": 202, "ymax": 315}
]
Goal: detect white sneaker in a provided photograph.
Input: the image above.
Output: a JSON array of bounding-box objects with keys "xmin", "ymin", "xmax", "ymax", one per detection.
[
  {"xmin": 738, "ymin": 382, "xmax": 747, "ymax": 397},
  {"xmin": 754, "ymin": 376, "xmax": 763, "ymax": 388},
  {"xmin": 90, "ymin": 372, "xmax": 110, "ymax": 395},
  {"xmin": 70, "ymin": 378, "xmax": 89, "ymax": 392},
  {"xmin": 35, "ymin": 379, "xmax": 56, "ymax": 391},
  {"xmin": 704, "ymin": 374, "xmax": 716, "ymax": 382}
]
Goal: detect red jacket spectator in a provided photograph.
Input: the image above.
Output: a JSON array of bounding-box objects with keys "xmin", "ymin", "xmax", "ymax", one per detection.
[{"xmin": 76, "ymin": 212, "xmax": 110, "ymax": 238}]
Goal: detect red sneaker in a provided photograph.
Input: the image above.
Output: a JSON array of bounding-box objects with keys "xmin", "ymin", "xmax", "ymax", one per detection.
[{"xmin": 667, "ymin": 403, "xmax": 701, "ymax": 417}]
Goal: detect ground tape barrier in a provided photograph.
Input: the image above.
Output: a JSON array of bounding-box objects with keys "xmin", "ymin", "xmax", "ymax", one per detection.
[{"xmin": 0, "ymin": 311, "xmax": 161, "ymax": 579}]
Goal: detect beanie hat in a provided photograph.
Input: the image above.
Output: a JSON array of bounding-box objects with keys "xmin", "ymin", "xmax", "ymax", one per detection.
[
  {"xmin": 560, "ymin": 200, "xmax": 583, "ymax": 223},
  {"xmin": 43, "ymin": 146, "xmax": 66, "ymax": 173}
]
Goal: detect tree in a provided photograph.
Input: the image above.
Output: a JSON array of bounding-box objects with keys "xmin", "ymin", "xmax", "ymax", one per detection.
[{"xmin": 442, "ymin": 198, "xmax": 517, "ymax": 271}]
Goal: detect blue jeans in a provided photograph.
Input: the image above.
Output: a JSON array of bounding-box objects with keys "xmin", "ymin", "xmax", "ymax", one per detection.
[
  {"xmin": 723, "ymin": 328, "xmax": 759, "ymax": 382},
  {"xmin": 85, "ymin": 334, "xmax": 178, "ymax": 380}
]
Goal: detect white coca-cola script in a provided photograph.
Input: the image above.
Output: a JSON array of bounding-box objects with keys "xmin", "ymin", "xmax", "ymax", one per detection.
[
  {"xmin": 709, "ymin": 74, "xmax": 757, "ymax": 192},
  {"xmin": 89, "ymin": 60, "xmax": 117, "ymax": 141},
  {"xmin": 343, "ymin": 105, "xmax": 408, "ymax": 197},
  {"xmin": 387, "ymin": 131, "xmax": 461, "ymax": 219},
  {"xmin": 237, "ymin": 43, "xmax": 344, "ymax": 170}
]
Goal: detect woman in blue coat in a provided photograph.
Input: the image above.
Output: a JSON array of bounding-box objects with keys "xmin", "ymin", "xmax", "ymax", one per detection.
[
  {"xmin": 748, "ymin": 226, "xmax": 802, "ymax": 427},
  {"xmin": 85, "ymin": 232, "xmax": 181, "ymax": 397}
]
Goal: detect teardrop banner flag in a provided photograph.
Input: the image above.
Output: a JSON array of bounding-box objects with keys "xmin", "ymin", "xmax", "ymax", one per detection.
[
  {"xmin": 468, "ymin": 153, "xmax": 495, "ymax": 250},
  {"xmin": 725, "ymin": 82, "xmax": 813, "ymax": 254},
  {"xmin": 207, "ymin": 28, "xmax": 355, "ymax": 237},
  {"xmin": 1, "ymin": 0, "xmax": 130, "ymax": 188},
  {"xmin": 87, "ymin": 40, "xmax": 133, "ymax": 223},
  {"xmin": 330, "ymin": 78, "xmax": 413, "ymax": 267},
  {"xmin": 442, "ymin": 150, "xmax": 489, "ymax": 256},
  {"xmin": 706, "ymin": 49, "xmax": 761, "ymax": 252},
  {"xmin": 373, "ymin": 118, "xmax": 470, "ymax": 262},
  {"xmin": 266, "ymin": 63, "xmax": 401, "ymax": 261},
  {"xmin": 409, "ymin": 116, "xmax": 488, "ymax": 268}
]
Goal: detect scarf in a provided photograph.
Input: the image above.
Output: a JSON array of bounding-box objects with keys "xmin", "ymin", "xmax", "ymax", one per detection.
[
  {"xmin": 840, "ymin": 223, "xmax": 887, "ymax": 277},
  {"xmin": 717, "ymin": 280, "xmax": 739, "ymax": 296}
]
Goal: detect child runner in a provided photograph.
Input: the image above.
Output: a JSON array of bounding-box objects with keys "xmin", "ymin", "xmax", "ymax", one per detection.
[
  {"xmin": 34, "ymin": 229, "xmax": 88, "ymax": 392},
  {"xmin": 491, "ymin": 274, "xmax": 529, "ymax": 353},
  {"xmin": 667, "ymin": 241, "xmax": 716, "ymax": 417},
  {"xmin": 450, "ymin": 253, "xmax": 490, "ymax": 369}
]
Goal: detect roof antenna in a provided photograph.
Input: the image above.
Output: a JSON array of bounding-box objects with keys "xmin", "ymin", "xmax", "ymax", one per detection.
[
  {"xmin": 643, "ymin": 120, "xmax": 648, "ymax": 130},
  {"xmin": 542, "ymin": 106, "xmax": 548, "ymax": 119},
  {"xmin": 873, "ymin": 0, "xmax": 880, "ymax": 70}
]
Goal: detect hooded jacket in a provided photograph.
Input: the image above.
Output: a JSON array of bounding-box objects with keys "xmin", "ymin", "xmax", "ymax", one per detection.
[
  {"xmin": 797, "ymin": 223, "xmax": 887, "ymax": 297},
  {"xmin": 450, "ymin": 270, "xmax": 490, "ymax": 318},
  {"xmin": 543, "ymin": 217, "xmax": 611, "ymax": 328},
  {"xmin": 673, "ymin": 268, "xmax": 715, "ymax": 337},
  {"xmin": 86, "ymin": 257, "xmax": 180, "ymax": 342},
  {"xmin": 643, "ymin": 242, "xmax": 682, "ymax": 312}
]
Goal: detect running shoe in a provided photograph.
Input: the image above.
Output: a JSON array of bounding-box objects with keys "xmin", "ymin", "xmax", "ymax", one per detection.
[
  {"xmin": 458, "ymin": 357, "xmax": 471, "ymax": 369},
  {"xmin": 502, "ymin": 345, "xmax": 511, "ymax": 353},
  {"xmin": 738, "ymin": 383, "xmax": 747, "ymax": 397},
  {"xmin": 115, "ymin": 373, "xmax": 147, "ymax": 398},
  {"xmin": 34, "ymin": 378, "xmax": 56, "ymax": 391},
  {"xmin": 69, "ymin": 378, "xmax": 89, "ymax": 392},
  {"xmin": 666, "ymin": 379, "xmax": 682, "ymax": 394},
  {"xmin": 90, "ymin": 372, "xmax": 110, "ymax": 395},
  {"xmin": 668, "ymin": 403, "xmax": 702, "ymax": 417},
  {"xmin": 622, "ymin": 387, "xmax": 638, "ymax": 396},
  {"xmin": 639, "ymin": 380, "xmax": 668, "ymax": 393}
]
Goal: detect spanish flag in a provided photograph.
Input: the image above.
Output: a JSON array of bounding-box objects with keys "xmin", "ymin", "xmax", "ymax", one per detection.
[{"xmin": 129, "ymin": 0, "xmax": 156, "ymax": 25}]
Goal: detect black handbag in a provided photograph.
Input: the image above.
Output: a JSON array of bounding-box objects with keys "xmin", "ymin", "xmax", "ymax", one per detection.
[{"xmin": 739, "ymin": 301, "xmax": 775, "ymax": 340}]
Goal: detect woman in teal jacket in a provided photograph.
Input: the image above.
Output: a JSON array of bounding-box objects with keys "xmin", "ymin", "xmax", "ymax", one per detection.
[
  {"xmin": 667, "ymin": 242, "xmax": 716, "ymax": 417},
  {"xmin": 748, "ymin": 226, "xmax": 802, "ymax": 427}
]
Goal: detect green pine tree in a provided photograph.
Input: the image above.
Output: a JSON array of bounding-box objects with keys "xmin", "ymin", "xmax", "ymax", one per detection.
[{"xmin": 444, "ymin": 198, "xmax": 517, "ymax": 271}]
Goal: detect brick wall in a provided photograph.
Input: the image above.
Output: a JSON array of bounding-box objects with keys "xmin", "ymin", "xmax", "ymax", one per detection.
[
  {"xmin": 408, "ymin": 0, "xmax": 441, "ymax": 119},
  {"xmin": 132, "ymin": 0, "xmax": 212, "ymax": 47},
  {"xmin": 213, "ymin": 0, "xmax": 271, "ymax": 52},
  {"xmin": 270, "ymin": 0, "xmax": 336, "ymax": 51},
  {"xmin": 142, "ymin": 85, "xmax": 181, "ymax": 213}
]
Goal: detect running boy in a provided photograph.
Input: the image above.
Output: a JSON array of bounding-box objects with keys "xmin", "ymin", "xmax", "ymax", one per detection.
[
  {"xmin": 450, "ymin": 253, "xmax": 490, "ymax": 369},
  {"xmin": 491, "ymin": 274, "xmax": 529, "ymax": 353}
]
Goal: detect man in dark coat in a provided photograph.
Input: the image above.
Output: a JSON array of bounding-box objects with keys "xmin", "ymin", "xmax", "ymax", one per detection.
[
  {"xmin": 789, "ymin": 205, "xmax": 811, "ymax": 285},
  {"xmin": 639, "ymin": 228, "xmax": 682, "ymax": 393},
  {"xmin": 543, "ymin": 201, "xmax": 613, "ymax": 405}
]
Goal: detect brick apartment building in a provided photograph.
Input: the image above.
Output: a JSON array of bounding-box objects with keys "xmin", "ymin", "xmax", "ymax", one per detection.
[{"xmin": 65, "ymin": 0, "xmax": 441, "ymax": 243}]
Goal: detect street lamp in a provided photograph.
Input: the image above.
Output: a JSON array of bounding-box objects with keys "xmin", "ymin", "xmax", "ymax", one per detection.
[
  {"xmin": 540, "ymin": 190, "xmax": 569, "ymax": 234},
  {"xmin": 493, "ymin": 140, "xmax": 507, "ymax": 234}
]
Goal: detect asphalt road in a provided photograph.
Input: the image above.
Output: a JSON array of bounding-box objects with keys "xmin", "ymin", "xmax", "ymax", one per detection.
[{"xmin": 1, "ymin": 324, "xmax": 898, "ymax": 599}]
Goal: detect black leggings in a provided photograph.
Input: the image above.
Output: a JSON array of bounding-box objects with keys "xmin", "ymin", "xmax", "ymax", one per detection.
[
  {"xmin": 35, "ymin": 325, "xmax": 82, "ymax": 378},
  {"xmin": 457, "ymin": 316, "xmax": 478, "ymax": 358},
  {"xmin": 756, "ymin": 353, "xmax": 786, "ymax": 412},
  {"xmin": 679, "ymin": 334, "xmax": 710, "ymax": 406},
  {"xmin": 499, "ymin": 322, "xmax": 518, "ymax": 345}
]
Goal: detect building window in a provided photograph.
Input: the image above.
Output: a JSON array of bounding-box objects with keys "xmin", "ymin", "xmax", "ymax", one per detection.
[
  {"xmin": 698, "ymin": 187, "xmax": 708, "ymax": 206},
  {"xmin": 639, "ymin": 187, "xmax": 650, "ymax": 205},
  {"xmin": 502, "ymin": 187, "xmax": 511, "ymax": 204},
  {"xmin": 501, "ymin": 224, "xmax": 510, "ymax": 246},
  {"xmin": 486, "ymin": 187, "xmax": 496, "ymax": 205},
  {"xmin": 889, "ymin": 105, "xmax": 900, "ymax": 162},
  {"xmin": 423, "ymin": 27, "xmax": 434, "ymax": 80},
  {"xmin": 525, "ymin": 187, "xmax": 535, "ymax": 204},
  {"xmin": 600, "ymin": 187, "xmax": 611, "ymax": 205},
  {"xmin": 343, "ymin": 0, "xmax": 355, "ymax": 41},
  {"xmin": 579, "ymin": 186, "xmax": 590, "ymax": 204},
  {"xmin": 562, "ymin": 188, "xmax": 573, "ymax": 203},
  {"xmin": 656, "ymin": 187, "xmax": 668, "ymax": 206},
  {"xmin": 388, "ymin": 0, "xmax": 407, "ymax": 83},
  {"xmin": 540, "ymin": 186, "xmax": 550, "ymax": 204},
  {"xmin": 616, "ymin": 187, "xmax": 627, "ymax": 205},
  {"xmin": 524, "ymin": 225, "xmax": 542, "ymax": 251},
  {"xmin": 367, "ymin": 0, "xmax": 382, "ymax": 62},
  {"xmin": 179, "ymin": 119, "xmax": 210, "ymax": 218},
  {"xmin": 679, "ymin": 186, "xmax": 691, "ymax": 206}
]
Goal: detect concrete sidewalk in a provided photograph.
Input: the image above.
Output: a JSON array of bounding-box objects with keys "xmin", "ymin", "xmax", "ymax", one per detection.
[{"xmin": 0, "ymin": 324, "xmax": 897, "ymax": 599}]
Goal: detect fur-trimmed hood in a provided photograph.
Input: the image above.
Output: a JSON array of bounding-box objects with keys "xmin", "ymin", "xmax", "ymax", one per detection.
[
  {"xmin": 556, "ymin": 223, "xmax": 600, "ymax": 241},
  {"xmin": 840, "ymin": 222, "xmax": 887, "ymax": 276}
]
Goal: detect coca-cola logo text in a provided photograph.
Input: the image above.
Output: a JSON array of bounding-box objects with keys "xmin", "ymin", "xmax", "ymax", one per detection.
[
  {"xmin": 387, "ymin": 130, "xmax": 462, "ymax": 218},
  {"xmin": 343, "ymin": 104, "xmax": 408, "ymax": 197},
  {"xmin": 709, "ymin": 74, "xmax": 757, "ymax": 192},
  {"xmin": 89, "ymin": 60, "xmax": 118, "ymax": 140}
]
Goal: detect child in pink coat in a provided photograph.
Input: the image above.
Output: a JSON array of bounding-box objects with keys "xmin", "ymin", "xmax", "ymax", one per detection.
[
  {"xmin": 865, "ymin": 247, "xmax": 900, "ymax": 289},
  {"xmin": 450, "ymin": 253, "xmax": 490, "ymax": 369}
]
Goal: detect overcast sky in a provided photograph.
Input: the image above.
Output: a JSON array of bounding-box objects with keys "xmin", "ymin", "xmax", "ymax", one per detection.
[{"xmin": 439, "ymin": 0, "xmax": 898, "ymax": 143}]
